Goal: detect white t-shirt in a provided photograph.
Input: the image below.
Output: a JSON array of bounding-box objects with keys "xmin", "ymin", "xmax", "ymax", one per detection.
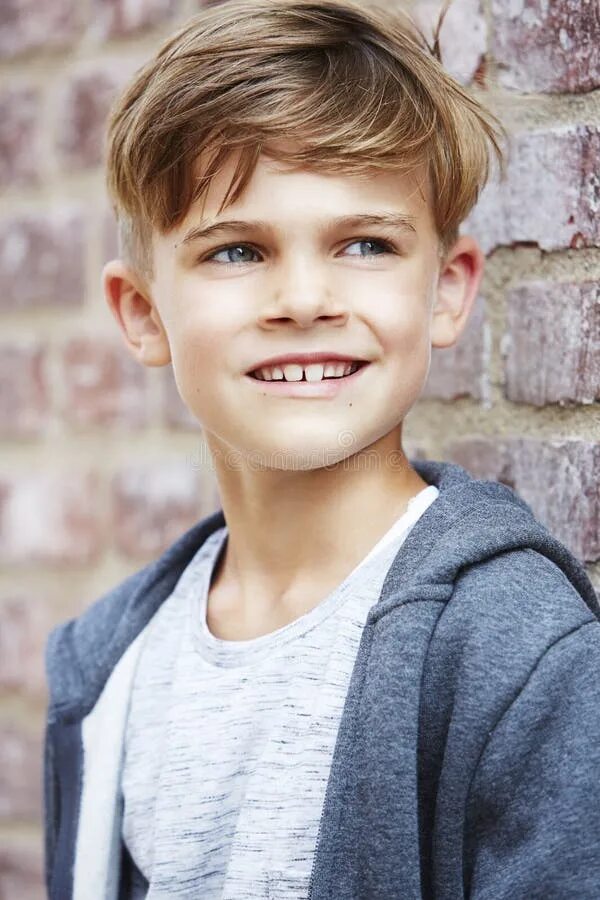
[{"xmin": 121, "ymin": 485, "xmax": 440, "ymax": 898}]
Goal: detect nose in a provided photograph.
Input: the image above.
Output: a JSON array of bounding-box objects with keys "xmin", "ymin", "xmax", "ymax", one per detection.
[{"xmin": 256, "ymin": 254, "xmax": 349, "ymax": 330}]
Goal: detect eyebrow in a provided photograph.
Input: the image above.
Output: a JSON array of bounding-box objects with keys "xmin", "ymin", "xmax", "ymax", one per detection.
[{"xmin": 177, "ymin": 213, "xmax": 418, "ymax": 247}]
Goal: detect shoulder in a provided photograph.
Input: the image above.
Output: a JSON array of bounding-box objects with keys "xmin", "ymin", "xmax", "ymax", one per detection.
[
  {"xmin": 417, "ymin": 548, "xmax": 600, "ymax": 791},
  {"xmin": 45, "ymin": 560, "xmax": 161, "ymax": 720},
  {"xmin": 426, "ymin": 547, "xmax": 600, "ymax": 731},
  {"xmin": 449, "ymin": 546, "xmax": 597, "ymax": 642},
  {"xmin": 45, "ymin": 507, "xmax": 226, "ymax": 718}
]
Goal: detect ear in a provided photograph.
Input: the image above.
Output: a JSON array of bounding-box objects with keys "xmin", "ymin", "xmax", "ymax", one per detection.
[
  {"xmin": 102, "ymin": 259, "xmax": 172, "ymax": 367},
  {"xmin": 430, "ymin": 235, "xmax": 485, "ymax": 349}
]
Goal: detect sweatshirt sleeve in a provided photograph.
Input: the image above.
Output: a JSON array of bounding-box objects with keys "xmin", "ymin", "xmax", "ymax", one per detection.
[{"xmin": 464, "ymin": 619, "xmax": 600, "ymax": 899}]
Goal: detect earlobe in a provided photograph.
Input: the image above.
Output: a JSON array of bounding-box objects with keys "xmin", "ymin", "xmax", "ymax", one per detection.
[
  {"xmin": 102, "ymin": 259, "xmax": 172, "ymax": 367},
  {"xmin": 430, "ymin": 236, "xmax": 485, "ymax": 350}
]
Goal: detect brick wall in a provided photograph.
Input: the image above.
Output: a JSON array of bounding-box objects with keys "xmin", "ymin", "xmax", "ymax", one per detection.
[{"xmin": 0, "ymin": 0, "xmax": 598, "ymax": 893}]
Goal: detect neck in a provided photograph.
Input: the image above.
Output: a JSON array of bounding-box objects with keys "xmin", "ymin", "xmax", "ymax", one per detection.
[{"xmin": 205, "ymin": 427, "xmax": 429, "ymax": 616}]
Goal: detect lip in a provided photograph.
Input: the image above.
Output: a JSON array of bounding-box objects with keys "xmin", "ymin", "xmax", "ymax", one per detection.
[
  {"xmin": 246, "ymin": 351, "xmax": 369, "ymax": 375},
  {"xmin": 244, "ymin": 360, "xmax": 371, "ymax": 398}
]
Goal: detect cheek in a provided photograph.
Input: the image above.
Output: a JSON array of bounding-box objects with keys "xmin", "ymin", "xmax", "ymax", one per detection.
[
  {"xmin": 369, "ymin": 284, "xmax": 432, "ymax": 404},
  {"xmin": 172, "ymin": 326, "xmax": 221, "ymax": 407},
  {"xmin": 375, "ymin": 293, "xmax": 430, "ymax": 360},
  {"xmin": 354, "ymin": 260, "xmax": 432, "ymax": 349},
  {"xmin": 166, "ymin": 291, "xmax": 248, "ymax": 404}
]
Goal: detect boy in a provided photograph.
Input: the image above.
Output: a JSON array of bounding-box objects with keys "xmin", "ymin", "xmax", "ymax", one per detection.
[{"xmin": 43, "ymin": 0, "xmax": 600, "ymax": 897}]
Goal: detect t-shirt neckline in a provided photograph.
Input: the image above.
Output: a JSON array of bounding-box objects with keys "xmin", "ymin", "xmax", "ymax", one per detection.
[{"xmin": 187, "ymin": 483, "xmax": 439, "ymax": 668}]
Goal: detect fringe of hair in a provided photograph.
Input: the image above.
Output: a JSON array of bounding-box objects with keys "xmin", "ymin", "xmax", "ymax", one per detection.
[{"xmin": 105, "ymin": 0, "xmax": 508, "ymax": 277}]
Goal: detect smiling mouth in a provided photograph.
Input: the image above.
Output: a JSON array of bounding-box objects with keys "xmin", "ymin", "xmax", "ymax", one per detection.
[{"xmin": 248, "ymin": 361, "xmax": 369, "ymax": 382}]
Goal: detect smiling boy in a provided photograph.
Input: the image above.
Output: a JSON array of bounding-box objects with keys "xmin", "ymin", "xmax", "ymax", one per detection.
[
  {"xmin": 107, "ymin": 152, "xmax": 464, "ymax": 641},
  {"xmin": 43, "ymin": 1, "xmax": 600, "ymax": 898}
]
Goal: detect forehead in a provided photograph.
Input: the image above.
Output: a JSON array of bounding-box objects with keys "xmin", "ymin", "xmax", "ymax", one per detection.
[{"xmin": 186, "ymin": 147, "xmax": 433, "ymax": 225}]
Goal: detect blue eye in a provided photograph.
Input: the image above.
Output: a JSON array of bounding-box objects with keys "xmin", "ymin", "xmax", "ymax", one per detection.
[
  {"xmin": 344, "ymin": 239, "xmax": 392, "ymax": 257},
  {"xmin": 203, "ymin": 237, "xmax": 395, "ymax": 267},
  {"xmin": 207, "ymin": 245, "xmax": 260, "ymax": 265}
]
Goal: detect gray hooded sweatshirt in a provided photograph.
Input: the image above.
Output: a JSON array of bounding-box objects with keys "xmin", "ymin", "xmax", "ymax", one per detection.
[{"xmin": 43, "ymin": 458, "xmax": 600, "ymax": 898}]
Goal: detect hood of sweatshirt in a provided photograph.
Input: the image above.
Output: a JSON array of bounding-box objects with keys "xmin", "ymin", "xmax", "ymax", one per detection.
[{"xmin": 45, "ymin": 458, "xmax": 599, "ymax": 720}]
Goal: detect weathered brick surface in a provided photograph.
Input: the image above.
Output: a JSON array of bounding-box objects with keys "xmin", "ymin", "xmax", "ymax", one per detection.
[
  {"xmin": 413, "ymin": 0, "xmax": 487, "ymax": 85},
  {"xmin": 0, "ymin": 0, "xmax": 80, "ymax": 59},
  {"xmin": 491, "ymin": 0, "xmax": 600, "ymax": 94},
  {"xmin": 503, "ymin": 281, "xmax": 600, "ymax": 406},
  {"xmin": 56, "ymin": 66, "xmax": 135, "ymax": 170},
  {"xmin": 89, "ymin": 0, "xmax": 178, "ymax": 40},
  {"xmin": 0, "ymin": 596, "xmax": 51, "ymax": 697},
  {"xmin": 0, "ymin": 724, "xmax": 42, "ymax": 820},
  {"xmin": 446, "ymin": 438, "xmax": 600, "ymax": 563},
  {"xmin": 464, "ymin": 126, "xmax": 600, "ymax": 254},
  {"xmin": 0, "ymin": 471, "xmax": 105, "ymax": 566},
  {"xmin": 0, "ymin": 342, "xmax": 50, "ymax": 438},
  {"xmin": 111, "ymin": 462, "xmax": 208, "ymax": 559},
  {"xmin": 422, "ymin": 291, "xmax": 487, "ymax": 401},
  {"xmin": 0, "ymin": 836, "xmax": 44, "ymax": 900},
  {"xmin": 0, "ymin": 0, "xmax": 598, "ymax": 879},
  {"xmin": 60, "ymin": 337, "xmax": 150, "ymax": 428},
  {"xmin": 0, "ymin": 87, "xmax": 42, "ymax": 189},
  {"xmin": 0, "ymin": 209, "xmax": 86, "ymax": 311}
]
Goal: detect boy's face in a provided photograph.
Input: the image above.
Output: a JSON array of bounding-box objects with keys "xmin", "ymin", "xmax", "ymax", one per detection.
[{"xmin": 105, "ymin": 150, "xmax": 483, "ymax": 469}]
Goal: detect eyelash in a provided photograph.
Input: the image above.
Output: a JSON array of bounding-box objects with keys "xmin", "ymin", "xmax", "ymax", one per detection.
[{"xmin": 200, "ymin": 237, "xmax": 398, "ymax": 267}]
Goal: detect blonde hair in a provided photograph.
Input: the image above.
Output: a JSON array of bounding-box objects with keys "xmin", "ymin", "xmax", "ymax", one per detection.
[{"xmin": 105, "ymin": 0, "xmax": 507, "ymax": 278}]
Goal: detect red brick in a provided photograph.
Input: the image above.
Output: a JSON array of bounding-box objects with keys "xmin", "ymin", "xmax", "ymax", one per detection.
[
  {"xmin": 0, "ymin": 835, "xmax": 44, "ymax": 900},
  {"xmin": 0, "ymin": 724, "xmax": 42, "ymax": 821},
  {"xmin": 0, "ymin": 86, "xmax": 42, "ymax": 189},
  {"xmin": 0, "ymin": 471, "xmax": 105, "ymax": 566},
  {"xmin": 162, "ymin": 367, "xmax": 203, "ymax": 430},
  {"xmin": 0, "ymin": 341, "xmax": 50, "ymax": 438},
  {"xmin": 60, "ymin": 336, "xmax": 150, "ymax": 429},
  {"xmin": 0, "ymin": 209, "xmax": 86, "ymax": 311},
  {"xmin": 491, "ymin": 0, "xmax": 600, "ymax": 94},
  {"xmin": 56, "ymin": 65, "xmax": 136, "ymax": 170},
  {"xmin": 421, "ymin": 291, "xmax": 487, "ymax": 401},
  {"xmin": 503, "ymin": 281, "xmax": 600, "ymax": 406},
  {"xmin": 0, "ymin": 596, "xmax": 50, "ymax": 697},
  {"xmin": 89, "ymin": 0, "xmax": 178, "ymax": 39},
  {"xmin": 0, "ymin": 0, "xmax": 81, "ymax": 59},
  {"xmin": 464, "ymin": 126, "xmax": 600, "ymax": 254},
  {"xmin": 446, "ymin": 438, "xmax": 600, "ymax": 562},
  {"xmin": 413, "ymin": 0, "xmax": 487, "ymax": 85},
  {"xmin": 111, "ymin": 461, "xmax": 208, "ymax": 559}
]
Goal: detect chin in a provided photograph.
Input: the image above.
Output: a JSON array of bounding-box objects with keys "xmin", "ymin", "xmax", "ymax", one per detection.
[{"xmin": 237, "ymin": 438, "xmax": 367, "ymax": 473}]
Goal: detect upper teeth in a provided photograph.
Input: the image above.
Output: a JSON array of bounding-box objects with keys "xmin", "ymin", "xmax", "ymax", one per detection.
[{"xmin": 254, "ymin": 361, "xmax": 359, "ymax": 382}]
